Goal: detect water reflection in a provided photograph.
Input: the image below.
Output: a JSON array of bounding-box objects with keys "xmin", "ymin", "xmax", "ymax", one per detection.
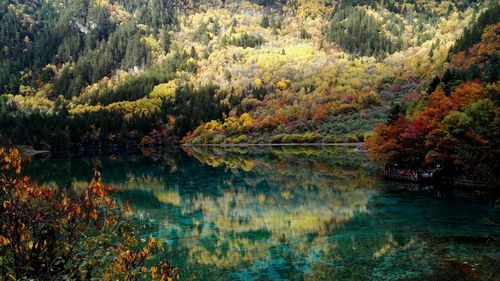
[{"xmin": 25, "ymin": 147, "xmax": 499, "ymax": 281}]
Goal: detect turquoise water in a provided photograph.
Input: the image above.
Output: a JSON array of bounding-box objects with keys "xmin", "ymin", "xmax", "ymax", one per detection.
[{"xmin": 26, "ymin": 147, "xmax": 499, "ymax": 281}]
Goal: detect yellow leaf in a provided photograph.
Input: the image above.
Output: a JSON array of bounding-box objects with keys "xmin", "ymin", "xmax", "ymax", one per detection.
[
  {"xmin": 90, "ymin": 209, "xmax": 98, "ymax": 220},
  {"xmin": 74, "ymin": 205, "xmax": 81, "ymax": 215},
  {"xmin": 3, "ymin": 200, "xmax": 11, "ymax": 209},
  {"xmin": 255, "ymin": 78, "xmax": 262, "ymax": 87},
  {"xmin": 150, "ymin": 266, "xmax": 157, "ymax": 276},
  {"xmin": 277, "ymin": 79, "xmax": 288, "ymax": 90},
  {"xmin": 149, "ymin": 236, "xmax": 156, "ymax": 245},
  {"xmin": 0, "ymin": 235, "xmax": 10, "ymax": 246}
]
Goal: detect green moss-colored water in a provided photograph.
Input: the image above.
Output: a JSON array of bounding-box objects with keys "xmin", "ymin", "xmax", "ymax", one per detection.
[{"xmin": 26, "ymin": 147, "xmax": 499, "ymax": 281}]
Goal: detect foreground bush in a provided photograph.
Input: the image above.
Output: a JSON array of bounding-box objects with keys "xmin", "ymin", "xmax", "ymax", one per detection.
[{"xmin": 0, "ymin": 145, "xmax": 181, "ymax": 281}]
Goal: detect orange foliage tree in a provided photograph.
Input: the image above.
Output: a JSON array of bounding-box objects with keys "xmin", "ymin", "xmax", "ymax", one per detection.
[{"xmin": 0, "ymin": 145, "xmax": 182, "ymax": 281}]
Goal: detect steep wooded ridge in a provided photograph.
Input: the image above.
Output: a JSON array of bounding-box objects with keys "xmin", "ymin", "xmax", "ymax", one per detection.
[{"xmin": 0, "ymin": 0, "xmax": 497, "ymax": 155}]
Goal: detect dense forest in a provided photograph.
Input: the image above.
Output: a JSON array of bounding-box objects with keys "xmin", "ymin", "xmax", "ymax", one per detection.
[
  {"xmin": 366, "ymin": 5, "xmax": 500, "ymax": 186},
  {"xmin": 0, "ymin": 0, "xmax": 499, "ymax": 184},
  {"xmin": 325, "ymin": 4, "xmax": 402, "ymax": 57}
]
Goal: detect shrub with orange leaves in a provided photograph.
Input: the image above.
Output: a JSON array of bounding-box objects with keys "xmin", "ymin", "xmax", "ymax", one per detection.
[
  {"xmin": 311, "ymin": 103, "xmax": 331, "ymax": 123},
  {"xmin": 106, "ymin": 236, "xmax": 181, "ymax": 281},
  {"xmin": 0, "ymin": 145, "xmax": 183, "ymax": 281}
]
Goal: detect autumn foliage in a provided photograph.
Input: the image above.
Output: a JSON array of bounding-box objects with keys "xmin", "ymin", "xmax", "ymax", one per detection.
[
  {"xmin": 0, "ymin": 145, "xmax": 182, "ymax": 280},
  {"xmin": 366, "ymin": 81, "xmax": 499, "ymax": 185},
  {"xmin": 449, "ymin": 24, "xmax": 500, "ymax": 71},
  {"xmin": 366, "ymin": 14, "xmax": 500, "ymax": 186}
]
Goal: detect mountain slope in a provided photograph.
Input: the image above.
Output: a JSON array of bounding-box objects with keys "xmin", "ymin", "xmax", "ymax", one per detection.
[{"xmin": 0, "ymin": 0, "xmax": 493, "ymax": 152}]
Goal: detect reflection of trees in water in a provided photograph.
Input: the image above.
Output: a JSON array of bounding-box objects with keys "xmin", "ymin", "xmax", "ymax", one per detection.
[
  {"xmin": 26, "ymin": 146, "xmax": 378, "ymax": 194},
  {"xmin": 184, "ymin": 146, "xmax": 379, "ymax": 191},
  {"xmin": 26, "ymin": 147, "xmax": 382, "ymax": 278},
  {"xmin": 24, "ymin": 154, "xmax": 178, "ymax": 190},
  {"xmin": 176, "ymin": 186, "xmax": 374, "ymax": 270},
  {"xmin": 144, "ymin": 147, "xmax": 380, "ymax": 277},
  {"xmin": 166, "ymin": 191, "xmax": 438, "ymax": 281},
  {"xmin": 24, "ymin": 148, "xmax": 499, "ymax": 280}
]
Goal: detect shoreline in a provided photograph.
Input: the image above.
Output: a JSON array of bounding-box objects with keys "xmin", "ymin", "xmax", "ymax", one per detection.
[
  {"xmin": 13, "ymin": 142, "xmax": 365, "ymax": 157},
  {"xmin": 181, "ymin": 142, "xmax": 364, "ymax": 147}
]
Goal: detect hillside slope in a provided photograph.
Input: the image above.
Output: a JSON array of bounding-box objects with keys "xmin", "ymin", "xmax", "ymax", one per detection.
[
  {"xmin": 0, "ymin": 0, "xmax": 494, "ymax": 151},
  {"xmin": 366, "ymin": 6, "xmax": 500, "ymax": 185}
]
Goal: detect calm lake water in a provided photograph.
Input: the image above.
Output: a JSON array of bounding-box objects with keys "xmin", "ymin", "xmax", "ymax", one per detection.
[{"xmin": 26, "ymin": 147, "xmax": 499, "ymax": 281}]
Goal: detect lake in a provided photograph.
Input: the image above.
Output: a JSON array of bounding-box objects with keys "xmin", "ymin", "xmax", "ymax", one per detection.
[{"xmin": 25, "ymin": 146, "xmax": 499, "ymax": 281}]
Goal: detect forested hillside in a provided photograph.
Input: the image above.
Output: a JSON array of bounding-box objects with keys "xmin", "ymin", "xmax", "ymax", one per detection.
[
  {"xmin": 0, "ymin": 0, "xmax": 496, "ymax": 153},
  {"xmin": 366, "ymin": 4, "xmax": 500, "ymax": 186}
]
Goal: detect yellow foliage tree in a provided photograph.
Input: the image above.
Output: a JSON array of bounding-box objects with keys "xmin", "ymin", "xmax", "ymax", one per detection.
[{"xmin": 277, "ymin": 79, "xmax": 288, "ymax": 90}]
